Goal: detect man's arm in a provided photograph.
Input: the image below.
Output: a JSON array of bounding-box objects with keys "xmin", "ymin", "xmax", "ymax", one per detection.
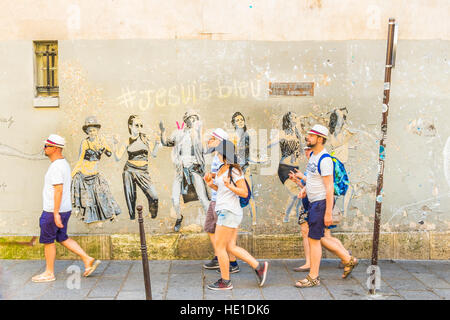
[
  {"xmin": 322, "ymin": 175, "xmax": 334, "ymax": 227},
  {"xmin": 53, "ymin": 184, "xmax": 64, "ymax": 228}
]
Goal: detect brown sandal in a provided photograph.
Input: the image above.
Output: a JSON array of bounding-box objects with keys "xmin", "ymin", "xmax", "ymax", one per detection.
[
  {"xmin": 342, "ymin": 256, "xmax": 358, "ymax": 279},
  {"xmin": 295, "ymin": 275, "xmax": 320, "ymax": 288}
]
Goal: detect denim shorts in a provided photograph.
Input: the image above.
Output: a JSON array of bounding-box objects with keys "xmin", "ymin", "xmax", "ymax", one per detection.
[
  {"xmin": 39, "ymin": 211, "xmax": 71, "ymax": 244},
  {"xmin": 216, "ymin": 209, "xmax": 243, "ymax": 229}
]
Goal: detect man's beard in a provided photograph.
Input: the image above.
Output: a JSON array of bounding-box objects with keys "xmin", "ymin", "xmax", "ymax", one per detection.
[{"xmin": 306, "ymin": 141, "xmax": 315, "ymax": 148}]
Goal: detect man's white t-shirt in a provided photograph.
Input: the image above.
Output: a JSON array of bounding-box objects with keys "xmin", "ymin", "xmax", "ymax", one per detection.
[
  {"xmin": 214, "ymin": 167, "xmax": 245, "ymax": 216},
  {"xmin": 42, "ymin": 158, "xmax": 72, "ymax": 212},
  {"xmin": 305, "ymin": 148, "xmax": 334, "ymax": 203}
]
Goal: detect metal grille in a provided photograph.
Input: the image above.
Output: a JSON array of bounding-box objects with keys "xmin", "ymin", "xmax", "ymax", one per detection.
[{"xmin": 35, "ymin": 41, "xmax": 58, "ymax": 95}]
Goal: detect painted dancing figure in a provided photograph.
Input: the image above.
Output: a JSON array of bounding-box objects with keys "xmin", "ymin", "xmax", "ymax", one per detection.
[
  {"xmin": 71, "ymin": 116, "xmax": 121, "ymax": 223},
  {"xmin": 159, "ymin": 110, "xmax": 210, "ymax": 232},
  {"xmin": 230, "ymin": 112, "xmax": 259, "ymax": 225},
  {"xmin": 268, "ymin": 111, "xmax": 304, "ymax": 222},
  {"xmin": 112, "ymin": 115, "xmax": 160, "ymax": 220}
]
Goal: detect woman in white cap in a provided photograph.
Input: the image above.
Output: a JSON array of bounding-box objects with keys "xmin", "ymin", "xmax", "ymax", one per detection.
[
  {"xmin": 71, "ymin": 116, "xmax": 121, "ymax": 224},
  {"xmin": 204, "ymin": 140, "xmax": 268, "ymax": 291}
]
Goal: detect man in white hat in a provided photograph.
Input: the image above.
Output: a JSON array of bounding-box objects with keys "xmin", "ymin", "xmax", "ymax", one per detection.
[
  {"xmin": 294, "ymin": 125, "xmax": 358, "ymax": 288},
  {"xmin": 32, "ymin": 134, "xmax": 100, "ymax": 283}
]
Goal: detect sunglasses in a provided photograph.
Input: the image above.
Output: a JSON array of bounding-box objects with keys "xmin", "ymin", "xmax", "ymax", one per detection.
[{"xmin": 44, "ymin": 145, "xmax": 55, "ymax": 149}]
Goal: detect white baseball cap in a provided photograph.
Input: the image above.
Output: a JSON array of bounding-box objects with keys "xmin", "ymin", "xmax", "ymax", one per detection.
[
  {"xmin": 211, "ymin": 128, "xmax": 228, "ymax": 141},
  {"xmin": 307, "ymin": 124, "xmax": 329, "ymax": 139},
  {"xmin": 44, "ymin": 134, "xmax": 65, "ymax": 148}
]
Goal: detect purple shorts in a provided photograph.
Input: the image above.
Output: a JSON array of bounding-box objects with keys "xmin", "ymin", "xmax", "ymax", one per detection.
[
  {"xmin": 39, "ymin": 211, "xmax": 71, "ymax": 244},
  {"xmin": 307, "ymin": 200, "xmax": 326, "ymax": 240}
]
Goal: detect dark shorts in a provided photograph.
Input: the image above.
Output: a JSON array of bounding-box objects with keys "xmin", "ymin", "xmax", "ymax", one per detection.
[
  {"xmin": 204, "ymin": 201, "xmax": 217, "ymax": 234},
  {"xmin": 39, "ymin": 211, "xmax": 71, "ymax": 244},
  {"xmin": 307, "ymin": 200, "xmax": 326, "ymax": 240},
  {"xmin": 299, "ymin": 197, "xmax": 336, "ymax": 229}
]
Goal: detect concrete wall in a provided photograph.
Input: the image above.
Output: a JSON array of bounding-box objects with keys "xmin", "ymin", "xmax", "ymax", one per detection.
[
  {"xmin": 0, "ymin": 1, "xmax": 448, "ymax": 259},
  {"xmin": 0, "ymin": 0, "xmax": 448, "ymax": 41}
]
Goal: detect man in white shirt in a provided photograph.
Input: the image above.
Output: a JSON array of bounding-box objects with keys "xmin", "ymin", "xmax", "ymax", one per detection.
[
  {"xmin": 32, "ymin": 134, "xmax": 100, "ymax": 283},
  {"xmin": 295, "ymin": 125, "xmax": 358, "ymax": 288}
]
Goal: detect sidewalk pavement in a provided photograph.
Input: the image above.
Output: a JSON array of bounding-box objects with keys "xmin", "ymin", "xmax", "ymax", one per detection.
[{"xmin": 0, "ymin": 259, "xmax": 448, "ymax": 300}]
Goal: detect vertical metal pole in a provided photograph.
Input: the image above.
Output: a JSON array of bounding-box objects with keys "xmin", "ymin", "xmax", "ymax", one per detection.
[
  {"xmin": 370, "ymin": 18, "xmax": 396, "ymax": 295},
  {"xmin": 137, "ymin": 205, "xmax": 152, "ymax": 300},
  {"xmin": 46, "ymin": 45, "xmax": 50, "ymax": 92}
]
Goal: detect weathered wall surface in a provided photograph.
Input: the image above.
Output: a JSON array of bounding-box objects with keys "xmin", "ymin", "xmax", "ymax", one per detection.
[
  {"xmin": 0, "ymin": 0, "xmax": 448, "ymax": 41},
  {"xmin": 0, "ymin": 39, "xmax": 448, "ymax": 238},
  {"xmin": 0, "ymin": 1, "xmax": 449, "ymax": 259}
]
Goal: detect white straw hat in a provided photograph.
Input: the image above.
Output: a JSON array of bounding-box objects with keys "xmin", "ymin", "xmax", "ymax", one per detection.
[
  {"xmin": 307, "ymin": 124, "xmax": 329, "ymax": 138},
  {"xmin": 44, "ymin": 134, "xmax": 65, "ymax": 148}
]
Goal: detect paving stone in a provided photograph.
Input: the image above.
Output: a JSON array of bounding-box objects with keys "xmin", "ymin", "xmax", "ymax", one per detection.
[
  {"xmin": 411, "ymin": 272, "xmax": 450, "ymax": 289},
  {"xmin": 116, "ymin": 290, "xmax": 146, "ymax": 300},
  {"xmin": 1, "ymin": 259, "xmax": 449, "ymax": 301},
  {"xmin": 130, "ymin": 260, "xmax": 171, "ymax": 275},
  {"xmin": 398, "ymin": 290, "xmax": 440, "ymax": 300},
  {"xmin": 326, "ymin": 285, "xmax": 369, "ymax": 300},
  {"xmin": 433, "ymin": 271, "xmax": 450, "ymax": 283},
  {"xmin": 170, "ymin": 261, "xmax": 203, "ymax": 274},
  {"xmin": 166, "ymin": 273, "xmax": 203, "ymax": 300},
  {"xmin": 0, "ymin": 260, "xmax": 20, "ymax": 271},
  {"xmin": 87, "ymin": 278, "xmax": 125, "ymax": 298},
  {"xmin": 432, "ymin": 288, "xmax": 450, "ymax": 300},
  {"xmin": 40, "ymin": 288, "xmax": 91, "ymax": 300},
  {"xmin": 387, "ymin": 279, "xmax": 428, "ymax": 291},
  {"xmin": 320, "ymin": 277, "xmax": 360, "ymax": 286},
  {"xmin": 101, "ymin": 261, "xmax": 133, "ymax": 278},
  {"xmin": 8, "ymin": 281, "xmax": 53, "ymax": 300},
  {"xmin": 120, "ymin": 278, "xmax": 146, "ymax": 291},
  {"xmin": 261, "ymin": 285, "xmax": 304, "ymax": 300},
  {"xmin": 232, "ymin": 288, "xmax": 263, "ymax": 300},
  {"xmin": 352, "ymin": 277, "xmax": 399, "ymax": 296},
  {"xmin": 298, "ymin": 285, "xmax": 334, "ymax": 300},
  {"xmin": 380, "ymin": 269, "xmax": 415, "ymax": 280}
]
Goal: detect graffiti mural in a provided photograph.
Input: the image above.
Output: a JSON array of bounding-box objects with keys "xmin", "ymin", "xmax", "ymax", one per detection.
[
  {"xmin": 112, "ymin": 115, "xmax": 160, "ymax": 220},
  {"xmin": 159, "ymin": 110, "xmax": 210, "ymax": 232},
  {"xmin": 0, "ymin": 143, "xmax": 46, "ymax": 160},
  {"xmin": 71, "ymin": 116, "xmax": 121, "ymax": 223},
  {"xmin": 327, "ymin": 108, "xmax": 355, "ymax": 218},
  {"xmin": 230, "ymin": 112, "xmax": 258, "ymax": 225},
  {"xmin": 268, "ymin": 111, "xmax": 304, "ymax": 223}
]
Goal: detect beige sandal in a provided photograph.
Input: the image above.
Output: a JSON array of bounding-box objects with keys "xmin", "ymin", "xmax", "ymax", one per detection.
[
  {"xmin": 342, "ymin": 256, "xmax": 358, "ymax": 279},
  {"xmin": 83, "ymin": 260, "xmax": 101, "ymax": 277},
  {"xmin": 32, "ymin": 273, "xmax": 56, "ymax": 283},
  {"xmin": 295, "ymin": 275, "xmax": 320, "ymax": 288}
]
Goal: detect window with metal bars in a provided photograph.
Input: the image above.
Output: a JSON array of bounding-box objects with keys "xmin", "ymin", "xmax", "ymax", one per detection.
[{"xmin": 34, "ymin": 41, "xmax": 58, "ymax": 97}]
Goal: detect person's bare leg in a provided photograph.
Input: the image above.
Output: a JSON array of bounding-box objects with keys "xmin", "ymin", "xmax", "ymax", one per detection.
[
  {"xmin": 209, "ymin": 232, "xmax": 236, "ymax": 262},
  {"xmin": 320, "ymin": 234, "xmax": 351, "ymax": 264},
  {"xmin": 308, "ymin": 238, "xmax": 322, "ymax": 279},
  {"xmin": 324, "ymin": 229, "xmax": 348, "ymax": 255},
  {"xmin": 60, "ymin": 238, "xmax": 94, "ymax": 269},
  {"xmin": 226, "ymin": 229, "xmax": 259, "ymax": 269},
  {"xmin": 43, "ymin": 243, "xmax": 56, "ymax": 276},
  {"xmin": 298, "ymin": 223, "xmax": 310, "ymax": 269},
  {"xmin": 208, "ymin": 233, "xmax": 216, "ymax": 251},
  {"xmin": 321, "ymin": 229, "xmax": 350, "ymax": 264},
  {"xmin": 215, "ymin": 225, "xmax": 234, "ymax": 280}
]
